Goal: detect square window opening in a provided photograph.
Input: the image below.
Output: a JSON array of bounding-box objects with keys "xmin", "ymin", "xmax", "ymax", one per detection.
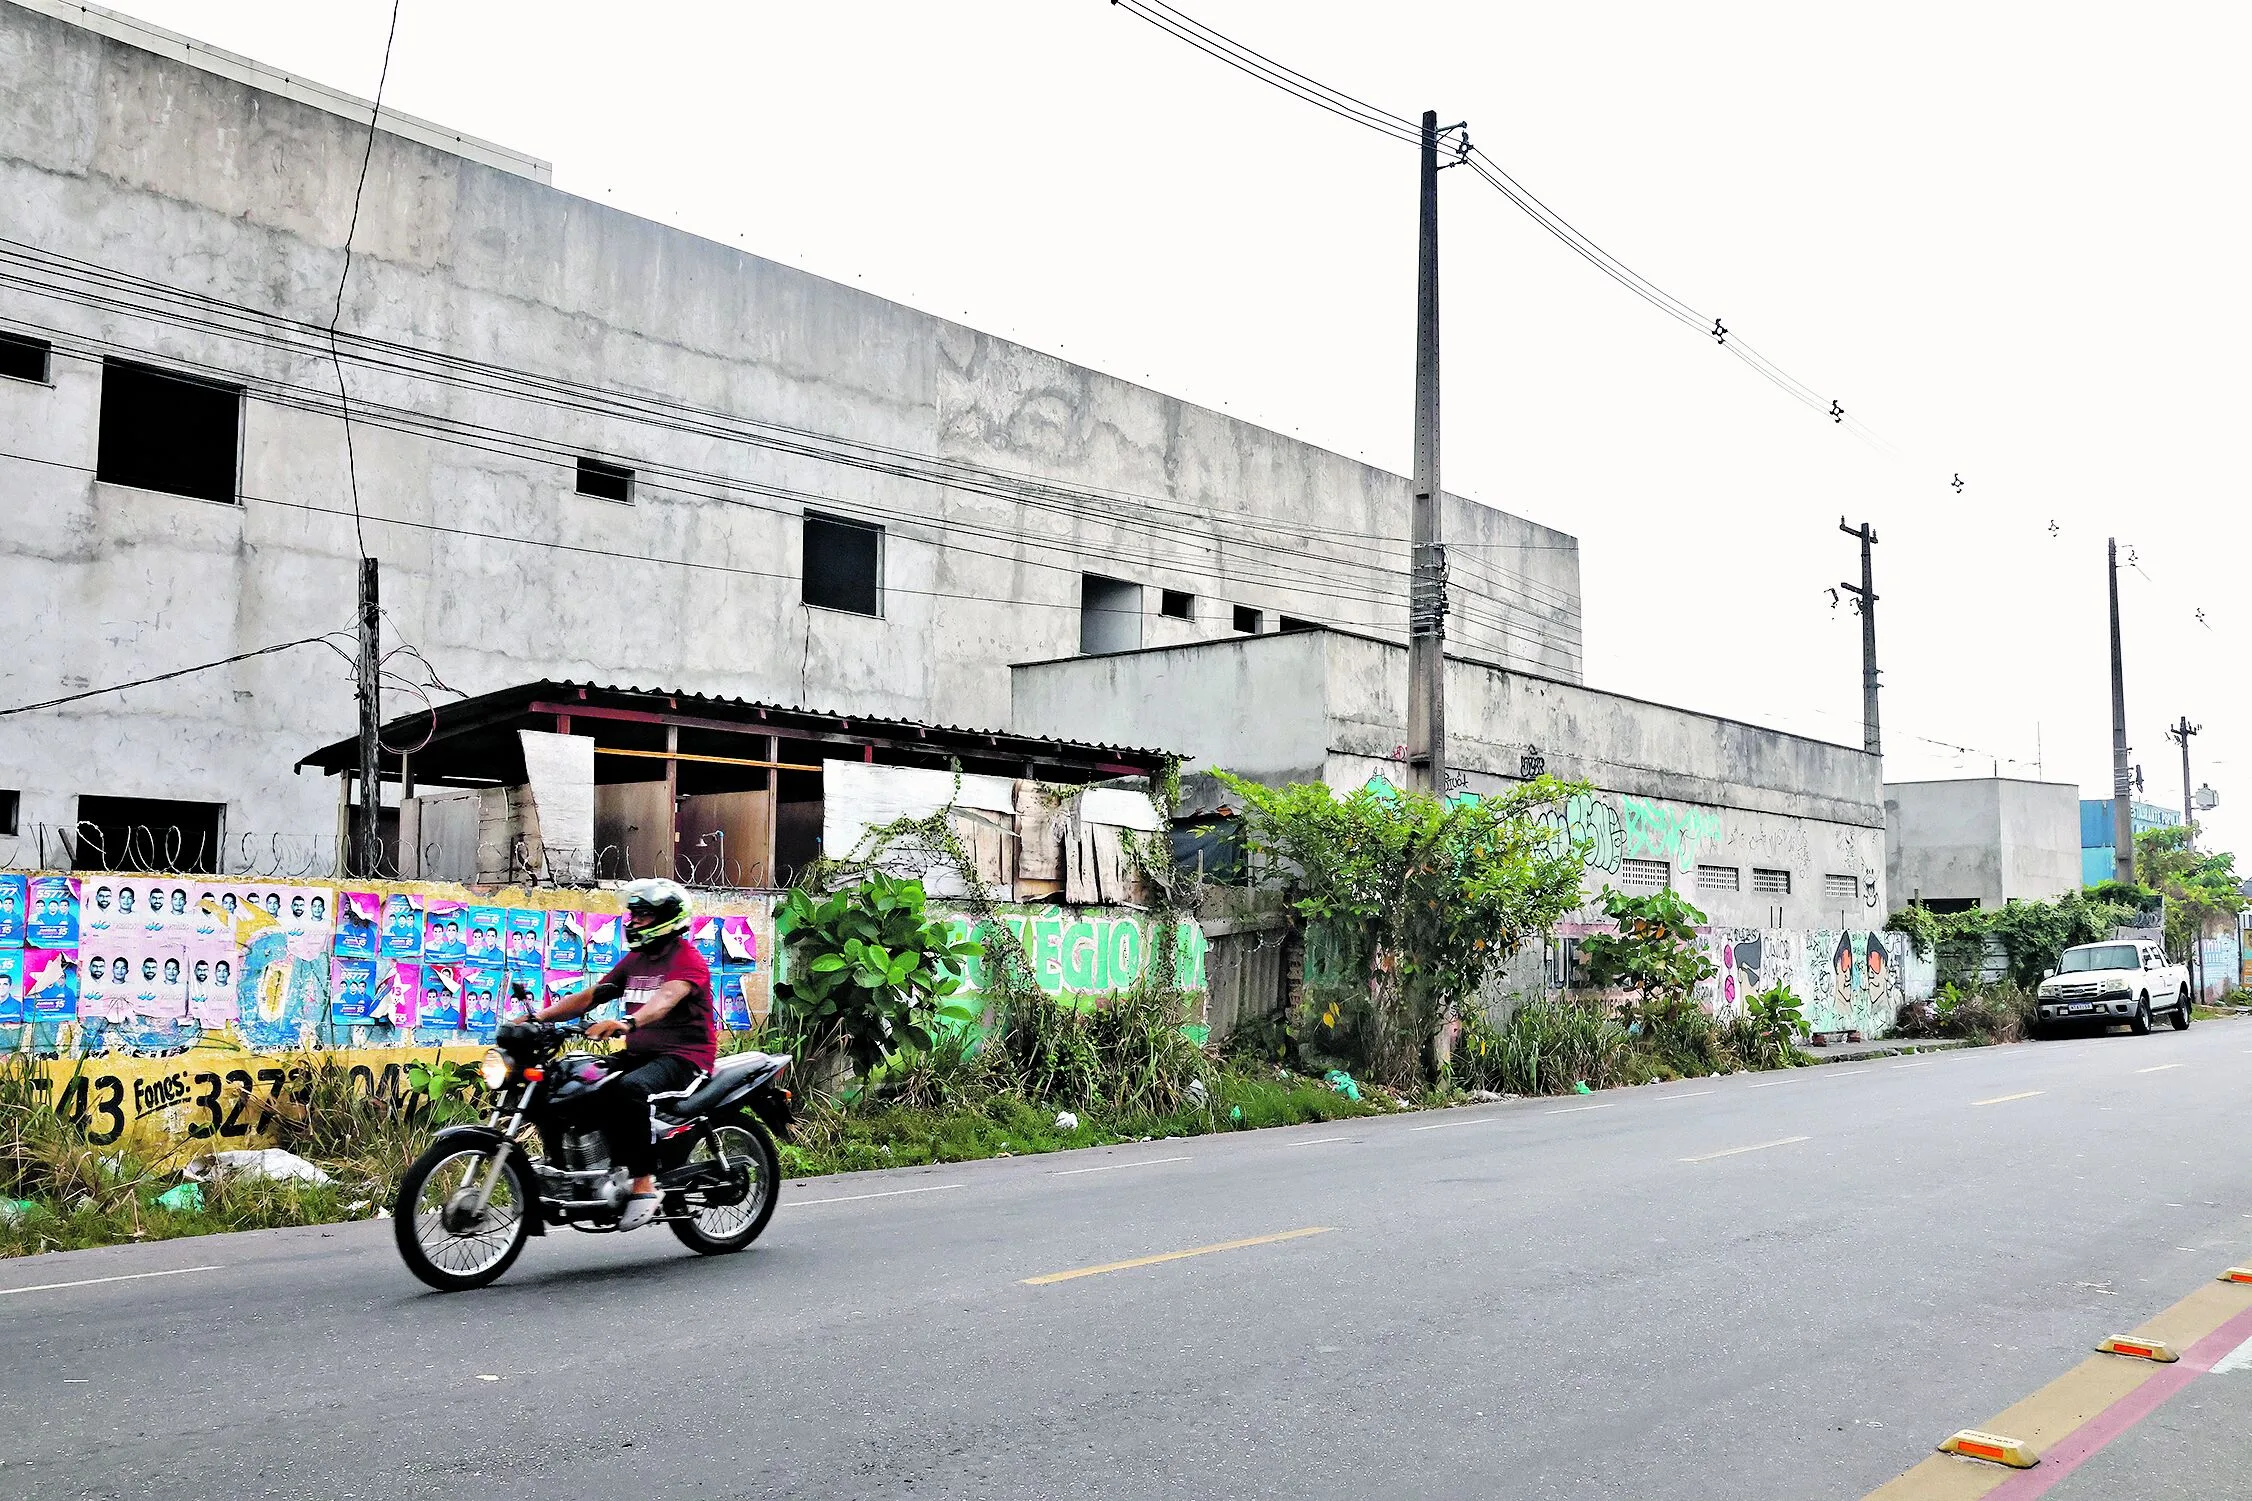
[
  {"xmin": 1278, "ymin": 615, "xmax": 1318, "ymax": 633},
  {"xmin": 1822, "ymin": 872, "xmax": 1861, "ymax": 901},
  {"xmin": 1695, "ymin": 864, "xmax": 1739, "ymax": 891},
  {"xmin": 1232, "ymin": 605, "xmax": 1262, "ymax": 634},
  {"xmin": 1159, "ymin": 589, "xmax": 1194, "ymax": 620},
  {"xmin": 1079, "ymin": 574, "xmax": 1144, "ymax": 654},
  {"xmin": 575, "ymin": 456, "xmax": 634, "ymax": 503},
  {"xmin": 72, "ymin": 795, "xmax": 224, "ymax": 874},
  {"xmin": 0, "ymin": 331, "xmax": 50, "ymax": 384},
  {"xmin": 1620, "ymin": 857, "xmax": 1672, "ymax": 890},
  {"xmin": 0, "ymin": 790, "xmax": 16, "ymax": 837},
  {"xmin": 802, "ymin": 513, "xmax": 883, "ymax": 616},
  {"xmin": 96, "ymin": 358, "xmax": 241, "ymax": 504},
  {"xmin": 1751, "ymin": 867, "xmax": 1792, "ymax": 895}
]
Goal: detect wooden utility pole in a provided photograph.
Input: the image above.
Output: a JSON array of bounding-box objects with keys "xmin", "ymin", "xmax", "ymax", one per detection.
[
  {"xmin": 1838, "ymin": 519, "xmax": 1880, "ymax": 757},
  {"xmin": 2108, "ymin": 538, "xmax": 2134, "ymax": 885},
  {"xmin": 355, "ymin": 556, "xmax": 382, "ymax": 878},
  {"xmin": 2168, "ymin": 716, "xmax": 2200, "ymax": 843},
  {"xmin": 1406, "ymin": 108, "xmax": 1448, "ymax": 794}
]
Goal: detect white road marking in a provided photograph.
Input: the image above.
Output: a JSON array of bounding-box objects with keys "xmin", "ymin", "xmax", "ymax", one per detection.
[
  {"xmin": 1680, "ymin": 1135, "xmax": 1811, "ymax": 1164},
  {"xmin": 1410, "ymin": 1116, "xmax": 1505, "ymax": 1132},
  {"xmin": 1277, "ymin": 1135, "xmax": 1356, "ymax": 1147},
  {"xmin": 2213, "ymin": 1334, "xmax": 2252, "ymax": 1375},
  {"xmin": 1648, "ymin": 1090, "xmax": 1716, "ymax": 1102},
  {"xmin": 1544, "ymin": 1103, "xmax": 1615, "ymax": 1115},
  {"xmin": 790, "ymin": 1184, "xmax": 963, "ymax": 1206},
  {"xmin": 1973, "ymin": 1091, "xmax": 2045, "ymax": 1107},
  {"xmin": 1746, "ymin": 1080, "xmax": 1793, "ymax": 1089},
  {"xmin": 0, "ymin": 1265, "xmax": 219, "ymax": 1298},
  {"xmin": 1891, "ymin": 1060, "xmax": 1938, "ymax": 1070},
  {"xmin": 1049, "ymin": 1156, "xmax": 1191, "ymax": 1176},
  {"xmin": 2136, "ymin": 1064, "xmax": 2184, "ymax": 1074}
]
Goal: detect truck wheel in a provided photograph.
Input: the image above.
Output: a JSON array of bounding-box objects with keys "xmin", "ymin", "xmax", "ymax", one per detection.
[
  {"xmin": 2173, "ymin": 988, "xmax": 2192, "ymax": 1030},
  {"xmin": 2131, "ymin": 995, "xmax": 2153, "ymax": 1035}
]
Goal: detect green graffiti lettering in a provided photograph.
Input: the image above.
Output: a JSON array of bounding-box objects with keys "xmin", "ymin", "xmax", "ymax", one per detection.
[
  {"xmin": 1031, "ymin": 912, "xmax": 1065, "ymax": 994},
  {"xmin": 1109, "ymin": 919, "xmax": 1143, "ymax": 990},
  {"xmin": 1061, "ymin": 920, "xmax": 1100, "ymax": 991}
]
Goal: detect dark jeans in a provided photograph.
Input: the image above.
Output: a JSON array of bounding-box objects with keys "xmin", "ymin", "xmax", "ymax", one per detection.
[{"xmin": 593, "ymin": 1053, "xmax": 699, "ymax": 1177}]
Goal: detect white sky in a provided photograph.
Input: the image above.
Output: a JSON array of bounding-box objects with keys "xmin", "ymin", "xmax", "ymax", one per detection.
[{"xmin": 104, "ymin": 1, "xmax": 2252, "ymax": 857}]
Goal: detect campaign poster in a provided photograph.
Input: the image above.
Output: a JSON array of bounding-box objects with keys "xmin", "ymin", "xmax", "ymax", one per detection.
[
  {"xmin": 465, "ymin": 906, "xmax": 507, "ymax": 963},
  {"xmin": 379, "ymin": 894, "xmax": 425, "ymax": 960},
  {"xmin": 713, "ymin": 967, "xmax": 754, "ymax": 1031},
  {"xmin": 688, "ymin": 914, "xmax": 723, "ymax": 966},
  {"xmin": 717, "ymin": 915, "xmax": 760, "ymax": 968},
  {"xmin": 501, "ymin": 909, "xmax": 545, "ymax": 968},
  {"xmin": 374, "ymin": 960, "xmax": 424, "ymax": 1028},
  {"xmin": 23, "ymin": 948, "xmax": 76, "ymax": 1019},
  {"xmin": 544, "ymin": 910, "xmax": 587, "ymax": 971},
  {"xmin": 423, "ymin": 900, "xmax": 469, "ymax": 963},
  {"xmin": 543, "ymin": 970, "xmax": 585, "ymax": 1012},
  {"xmin": 238, "ymin": 887, "xmax": 286, "ymax": 925},
  {"xmin": 330, "ymin": 956, "xmax": 381, "ymax": 1024},
  {"xmin": 0, "ymin": 949, "xmax": 20, "ymax": 1022},
  {"xmin": 185, "ymin": 886, "xmax": 233, "ymax": 944},
  {"xmin": 188, "ymin": 950, "xmax": 238, "ymax": 1024},
  {"xmin": 129, "ymin": 947, "xmax": 189, "ymax": 1020},
  {"xmin": 279, "ymin": 885, "xmax": 333, "ymax": 944},
  {"xmin": 419, "ymin": 963, "xmax": 465, "ymax": 1032},
  {"xmin": 333, "ymin": 890, "xmax": 382, "ymax": 958},
  {"xmin": 462, "ymin": 963, "xmax": 506, "ymax": 1036},
  {"xmin": 502, "ymin": 966, "xmax": 546, "ymax": 1016},
  {"xmin": 0, "ymin": 873, "xmax": 23, "ymax": 946},
  {"xmin": 580, "ymin": 912, "xmax": 625, "ymax": 974},
  {"xmin": 79, "ymin": 950, "xmax": 128, "ymax": 1022},
  {"xmin": 25, "ymin": 876, "xmax": 78, "ymax": 948}
]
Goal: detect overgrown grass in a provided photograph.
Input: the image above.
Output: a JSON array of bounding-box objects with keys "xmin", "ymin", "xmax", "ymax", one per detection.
[
  {"xmin": 1451, "ymin": 994, "xmax": 1807, "ymax": 1096},
  {"xmin": 1893, "ymin": 983, "xmax": 2038, "ymax": 1044}
]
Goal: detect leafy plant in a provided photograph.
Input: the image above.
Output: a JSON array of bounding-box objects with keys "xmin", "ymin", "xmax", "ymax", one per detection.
[
  {"xmin": 1218, "ymin": 771, "xmax": 1590, "ymax": 1086},
  {"xmin": 401, "ymin": 1058, "xmax": 482, "ymax": 1113},
  {"xmin": 1578, "ymin": 885, "xmax": 1717, "ymax": 1018},
  {"xmin": 775, "ymin": 872, "xmax": 985, "ymax": 1078},
  {"xmin": 1724, "ymin": 984, "xmax": 1806, "ymax": 1070}
]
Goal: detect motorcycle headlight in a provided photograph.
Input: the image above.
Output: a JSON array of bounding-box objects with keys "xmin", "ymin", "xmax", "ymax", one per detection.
[{"xmin": 479, "ymin": 1048, "xmax": 513, "ymax": 1090}]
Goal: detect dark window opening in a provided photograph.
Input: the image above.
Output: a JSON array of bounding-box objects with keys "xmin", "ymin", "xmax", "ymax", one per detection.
[
  {"xmin": 1278, "ymin": 615, "xmax": 1317, "ymax": 633},
  {"xmin": 0, "ymin": 790, "xmax": 16, "ymax": 837},
  {"xmin": 1160, "ymin": 589, "xmax": 1194, "ymax": 620},
  {"xmin": 96, "ymin": 358, "xmax": 241, "ymax": 504},
  {"xmin": 575, "ymin": 456, "xmax": 633, "ymax": 503},
  {"xmin": 1232, "ymin": 605, "xmax": 1262, "ymax": 634},
  {"xmin": 0, "ymin": 332, "xmax": 50, "ymax": 384},
  {"xmin": 1915, "ymin": 896, "xmax": 1981, "ymax": 915},
  {"xmin": 1080, "ymin": 574, "xmax": 1143, "ymax": 654},
  {"xmin": 803, "ymin": 513, "xmax": 882, "ymax": 616},
  {"xmin": 71, "ymin": 795, "xmax": 225, "ymax": 874}
]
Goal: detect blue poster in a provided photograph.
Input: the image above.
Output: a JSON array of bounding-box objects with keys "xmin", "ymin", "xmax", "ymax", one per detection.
[
  {"xmin": 465, "ymin": 906, "xmax": 507, "ymax": 963},
  {"xmin": 0, "ymin": 949, "xmax": 21, "ymax": 1023},
  {"xmin": 503, "ymin": 965, "xmax": 545, "ymax": 1016},
  {"xmin": 423, "ymin": 900, "xmax": 468, "ymax": 963},
  {"xmin": 544, "ymin": 911, "xmax": 586, "ymax": 971},
  {"xmin": 504, "ymin": 909, "xmax": 546, "ymax": 968},
  {"xmin": 581, "ymin": 912, "xmax": 625, "ymax": 974},
  {"xmin": 333, "ymin": 890, "xmax": 382, "ymax": 958},
  {"xmin": 689, "ymin": 914, "xmax": 723, "ymax": 966},
  {"xmin": 714, "ymin": 966, "xmax": 753, "ymax": 1031},
  {"xmin": 378, "ymin": 893, "xmax": 425, "ymax": 959},
  {"xmin": 23, "ymin": 948, "xmax": 76, "ymax": 1019},
  {"xmin": 462, "ymin": 963, "xmax": 505, "ymax": 1037},
  {"xmin": 330, "ymin": 956, "xmax": 380, "ymax": 1024},
  {"xmin": 0, "ymin": 873, "xmax": 22, "ymax": 947},
  {"xmin": 419, "ymin": 963, "xmax": 465, "ymax": 1033},
  {"xmin": 25, "ymin": 876, "xmax": 78, "ymax": 948}
]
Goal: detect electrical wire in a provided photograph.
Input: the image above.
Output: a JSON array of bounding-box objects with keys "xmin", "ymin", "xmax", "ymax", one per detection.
[
  {"xmin": 328, "ymin": 0, "xmax": 403, "ymax": 560},
  {"xmin": 0, "ymin": 634, "xmax": 357, "ymax": 718}
]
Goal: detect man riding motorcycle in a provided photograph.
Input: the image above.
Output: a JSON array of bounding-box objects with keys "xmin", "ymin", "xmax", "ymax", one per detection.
[{"xmin": 533, "ymin": 878, "xmax": 718, "ymax": 1231}]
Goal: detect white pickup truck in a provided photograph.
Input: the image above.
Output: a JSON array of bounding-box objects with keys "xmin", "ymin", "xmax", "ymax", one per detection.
[{"xmin": 2033, "ymin": 939, "xmax": 2191, "ymax": 1037}]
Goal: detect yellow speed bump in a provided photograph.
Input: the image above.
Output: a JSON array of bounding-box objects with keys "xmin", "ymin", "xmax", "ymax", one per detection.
[
  {"xmin": 2219, "ymin": 1267, "xmax": 2252, "ymax": 1285},
  {"xmin": 2094, "ymin": 1334, "xmax": 2178, "ymax": 1362},
  {"xmin": 1937, "ymin": 1429, "xmax": 2039, "ymax": 1469}
]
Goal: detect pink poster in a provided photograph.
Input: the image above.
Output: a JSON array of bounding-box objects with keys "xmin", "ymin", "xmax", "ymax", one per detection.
[
  {"xmin": 419, "ymin": 963, "xmax": 465, "ymax": 1031},
  {"xmin": 376, "ymin": 961, "xmax": 424, "ymax": 1029}
]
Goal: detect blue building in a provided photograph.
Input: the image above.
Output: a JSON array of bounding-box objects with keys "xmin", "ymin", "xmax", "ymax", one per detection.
[{"xmin": 2079, "ymin": 799, "xmax": 2182, "ymax": 885}]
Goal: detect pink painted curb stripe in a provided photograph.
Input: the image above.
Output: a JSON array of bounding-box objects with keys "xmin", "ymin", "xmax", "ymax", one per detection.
[{"xmin": 1984, "ymin": 1303, "xmax": 2252, "ymax": 1498}]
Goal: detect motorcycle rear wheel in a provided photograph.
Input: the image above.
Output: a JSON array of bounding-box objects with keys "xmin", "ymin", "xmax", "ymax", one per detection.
[
  {"xmin": 668, "ymin": 1111, "xmax": 778, "ymax": 1255},
  {"xmin": 394, "ymin": 1143, "xmax": 534, "ymax": 1291}
]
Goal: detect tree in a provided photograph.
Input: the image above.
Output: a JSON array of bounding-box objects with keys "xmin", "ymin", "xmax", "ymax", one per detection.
[
  {"xmin": 1219, "ymin": 772, "xmax": 1589, "ymax": 1085},
  {"xmin": 2133, "ymin": 825, "xmax": 2244, "ymax": 966},
  {"xmin": 1577, "ymin": 885, "xmax": 1716, "ymax": 1015},
  {"xmin": 774, "ymin": 872, "xmax": 984, "ymax": 1078}
]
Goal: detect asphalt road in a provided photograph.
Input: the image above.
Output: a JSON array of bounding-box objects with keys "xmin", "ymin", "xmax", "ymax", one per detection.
[{"xmin": 3, "ymin": 1019, "xmax": 2248, "ymax": 1500}]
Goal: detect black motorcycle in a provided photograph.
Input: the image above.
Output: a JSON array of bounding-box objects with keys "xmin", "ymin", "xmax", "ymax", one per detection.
[{"xmin": 392, "ymin": 1020, "xmax": 794, "ymax": 1290}]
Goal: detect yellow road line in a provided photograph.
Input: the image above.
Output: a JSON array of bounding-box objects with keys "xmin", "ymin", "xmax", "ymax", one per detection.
[
  {"xmin": 1972, "ymin": 1091, "xmax": 2044, "ymax": 1107},
  {"xmin": 1022, "ymin": 1226, "xmax": 1332, "ymax": 1285},
  {"xmin": 1680, "ymin": 1135, "xmax": 1811, "ymax": 1164}
]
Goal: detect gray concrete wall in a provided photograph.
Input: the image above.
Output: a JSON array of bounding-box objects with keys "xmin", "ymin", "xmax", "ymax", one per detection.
[
  {"xmin": 0, "ymin": 3, "xmax": 1581, "ymax": 867},
  {"xmin": 1012, "ymin": 628, "xmax": 1887, "ymax": 930},
  {"xmin": 1885, "ymin": 777, "xmax": 2080, "ymax": 910}
]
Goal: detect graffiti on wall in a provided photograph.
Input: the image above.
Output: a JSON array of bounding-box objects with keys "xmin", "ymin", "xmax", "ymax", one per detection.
[
  {"xmin": 1621, "ymin": 796, "xmax": 1725, "ymax": 874},
  {"xmin": 1532, "ymin": 793, "xmax": 1626, "ymax": 874},
  {"xmin": 1695, "ymin": 925, "xmax": 1915, "ymax": 1035},
  {"xmin": 946, "ymin": 907, "xmax": 1209, "ymax": 1006}
]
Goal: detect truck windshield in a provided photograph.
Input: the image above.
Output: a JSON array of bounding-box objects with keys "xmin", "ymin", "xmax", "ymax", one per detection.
[{"xmin": 2059, "ymin": 944, "xmax": 2139, "ymax": 973}]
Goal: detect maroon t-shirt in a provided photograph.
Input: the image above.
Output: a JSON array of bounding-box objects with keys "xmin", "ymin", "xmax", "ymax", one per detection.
[{"xmin": 595, "ymin": 941, "xmax": 716, "ymax": 1073}]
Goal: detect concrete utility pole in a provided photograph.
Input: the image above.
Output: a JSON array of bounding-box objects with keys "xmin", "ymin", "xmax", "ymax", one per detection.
[
  {"xmin": 2108, "ymin": 538, "xmax": 2134, "ymax": 885},
  {"xmin": 356, "ymin": 556, "xmax": 382, "ymax": 878},
  {"xmin": 2168, "ymin": 716, "xmax": 2201, "ymax": 844},
  {"xmin": 1838, "ymin": 519, "xmax": 1880, "ymax": 757},
  {"xmin": 1406, "ymin": 108, "xmax": 1448, "ymax": 795}
]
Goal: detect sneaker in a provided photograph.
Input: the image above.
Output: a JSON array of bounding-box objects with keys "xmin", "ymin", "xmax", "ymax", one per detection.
[{"xmin": 616, "ymin": 1192, "xmax": 661, "ymax": 1232}]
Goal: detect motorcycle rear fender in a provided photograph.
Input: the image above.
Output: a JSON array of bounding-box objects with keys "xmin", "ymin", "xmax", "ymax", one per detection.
[{"xmin": 428, "ymin": 1124, "xmax": 546, "ymax": 1235}]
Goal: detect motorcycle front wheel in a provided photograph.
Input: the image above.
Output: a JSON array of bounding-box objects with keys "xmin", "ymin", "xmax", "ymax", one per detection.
[
  {"xmin": 668, "ymin": 1110, "xmax": 779, "ymax": 1255},
  {"xmin": 393, "ymin": 1141, "xmax": 534, "ymax": 1291}
]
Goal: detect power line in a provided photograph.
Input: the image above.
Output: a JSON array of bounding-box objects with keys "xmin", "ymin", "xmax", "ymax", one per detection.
[
  {"xmin": 0, "ymin": 634, "xmax": 357, "ymax": 718},
  {"xmin": 328, "ymin": 0, "xmax": 402, "ymax": 560}
]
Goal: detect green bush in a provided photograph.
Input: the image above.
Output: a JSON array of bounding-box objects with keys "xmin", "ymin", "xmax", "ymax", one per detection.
[
  {"xmin": 1455, "ymin": 996, "xmax": 1639, "ymax": 1096},
  {"xmin": 775, "ymin": 873, "xmax": 984, "ymax": 1077}
]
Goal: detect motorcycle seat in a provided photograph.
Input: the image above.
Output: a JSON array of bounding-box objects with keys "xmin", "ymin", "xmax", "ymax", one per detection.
[{"xmin": 660, "ymin": 1051, "xmax": 784, "ymax": 1120}]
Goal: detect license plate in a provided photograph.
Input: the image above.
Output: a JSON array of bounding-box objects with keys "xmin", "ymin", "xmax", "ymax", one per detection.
[{"xmin": 2070, "ymin": 1003, "xmax": 2092, "ymax": 1013}]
